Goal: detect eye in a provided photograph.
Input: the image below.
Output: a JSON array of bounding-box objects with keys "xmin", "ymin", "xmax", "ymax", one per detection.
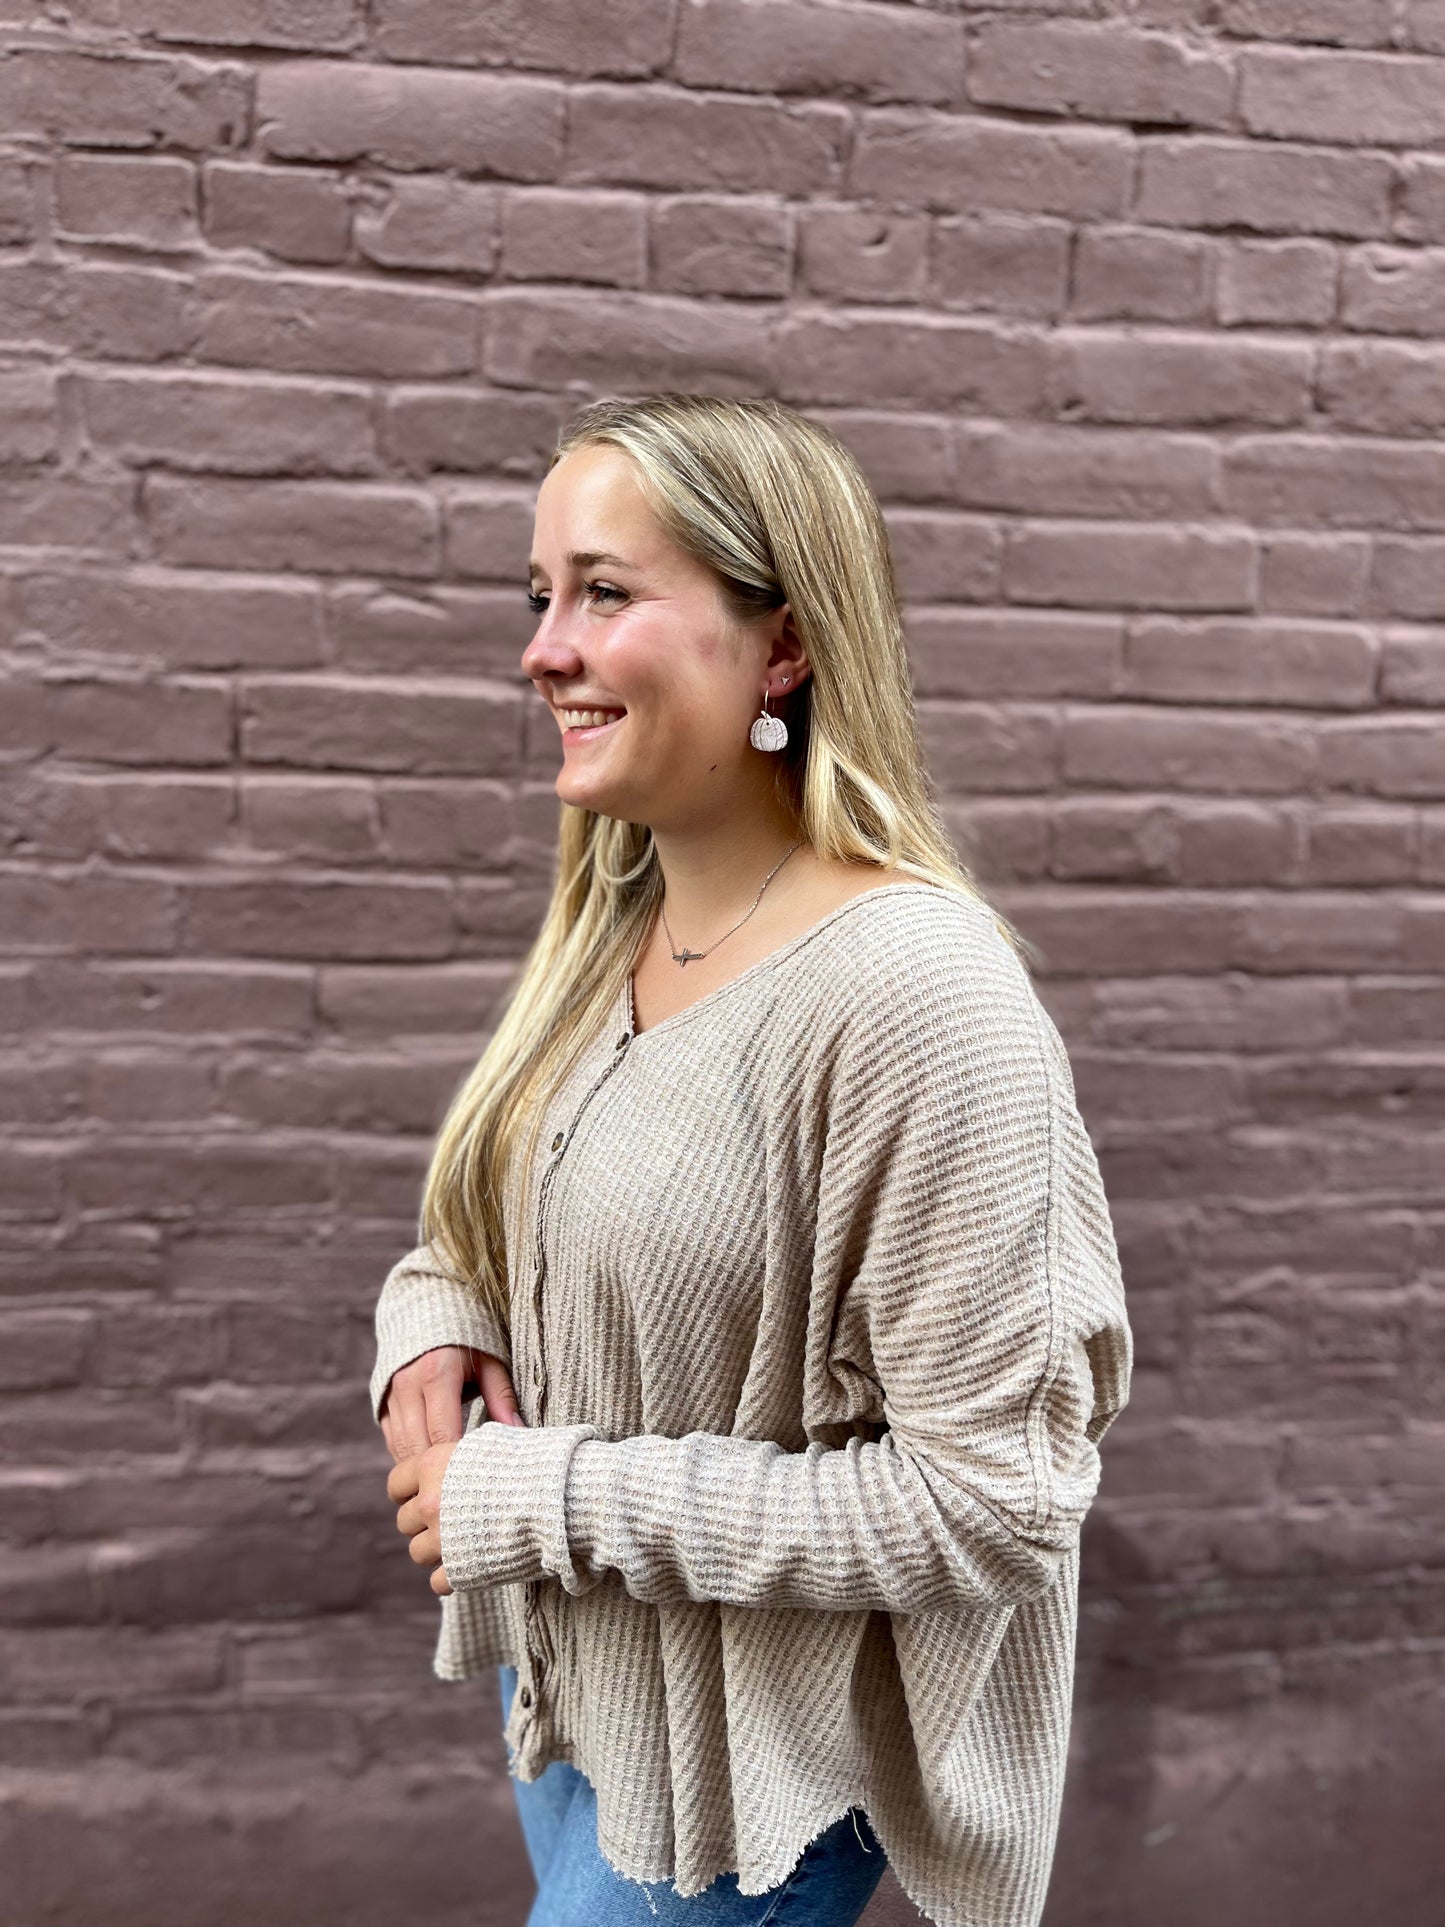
[{"xmin": 525, "ymin": 581, "xmax": 628, "ymax": 615}]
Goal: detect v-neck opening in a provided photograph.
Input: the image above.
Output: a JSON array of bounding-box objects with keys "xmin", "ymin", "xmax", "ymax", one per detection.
[{"xmin": 621, "ymin": 881, "xmax": 946, "ymax": 1043}]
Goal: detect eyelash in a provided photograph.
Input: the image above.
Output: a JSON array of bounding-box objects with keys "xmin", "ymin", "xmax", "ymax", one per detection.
[{"xmin": 526, "ymin": 582, "xmax": 627, "ymax": 615}]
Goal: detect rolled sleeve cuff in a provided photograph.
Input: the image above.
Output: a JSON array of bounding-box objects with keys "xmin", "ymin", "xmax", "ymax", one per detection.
[{"xmin": 438, "ymin": 1419, "xmax": 601, "ymax": 1594}]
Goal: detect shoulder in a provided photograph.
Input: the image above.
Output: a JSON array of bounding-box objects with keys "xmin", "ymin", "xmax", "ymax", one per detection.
[{"xmin": 791, "ymin": 882, "xmax": 1054, "ymax": 1095}]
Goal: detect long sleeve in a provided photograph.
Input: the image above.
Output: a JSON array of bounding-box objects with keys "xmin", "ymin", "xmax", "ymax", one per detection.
[
  {"xmin": 437, "ymin": 922, "xmax": 1131, "ymax": 1614},
  {"xmin": 370, "ymin": 1239, "xmax": 511, "ymax": 1425}
]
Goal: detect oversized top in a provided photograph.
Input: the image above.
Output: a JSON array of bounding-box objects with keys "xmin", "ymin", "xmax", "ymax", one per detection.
[{"xmin": 369, "ymin": 881, "xmax": 1132, "ymax": 1927}]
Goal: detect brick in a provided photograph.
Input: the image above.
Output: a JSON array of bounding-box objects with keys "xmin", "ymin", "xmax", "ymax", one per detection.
[
  {"xmin": 192, "ymin": 269, "xmax": 478, "ymax": 379},
  {"xmin": 78, "ymin": 371, "xmax": 377, "ymax": 477},
  {"xmin": 62, "ymin": 1136, "xmax": 333, "ymax": 1211},
  {"xmin": 498, "ymin": 187, "xmax": 646, "ymax": 288},
  {"xmin": 1396, "ymin": 151, "xmax": 1445, "ymax": 242},
  {"xmin": 566, "ymin": 83, "xmax": 848, "ymax": 196},
  {"xmin": 23, "ymin": 960, "xmax": 312, "ymax": 1039},
  {"xmin": 0, "ymin": 871, "xmax": 179, "ymax": 955},
  {"xmin": 916, "ymin": 702, "xmax": 1059, "ymax": 792},
  {"xmin": 1074, "ymin": 225, "xmax": 1211, "ymax": 323},
  {"xmin": 1216, "ymin": 237, "xmax": 1337, "ymax": 327},
  {"xmin": 239, "ymin": 675, "xmax": 520, "ymax": 776},
  {"xmin": 1136, "ymin": 136, "xmax": 1393, "ymax": 237},
  {"xmin": 1240, "ymin": 45, "xmax": 1445, "ymax": 145},
  {"xmin": 0, "ymin": 47, "xmax": 250, "ymax": 151},
  {"xmin": 177, "ymin": 1381, "xmax": 374, "ymax": 1449},
  {"xmin": 1235, "ymin": 892, "xmax": 1412, "ymax": 971},
  {"xmin": 650, "ymin": 197, "xmax": 792, "ymax": 299},
  {"xmin": 485, "ymin": 287, "xmax": 770, "ymax": 394},
  {"xmin": 1052, "ymin": 799, "xmax": 1299, "ymax": 887},
  {"xmin": 930, "ymin": 212, "xmax": 1066, "ymax": 317},
  {"xmin": 1005, "ymin": 524, "xmax": 1256, "ymax": 612},
  {"xmin": 1259, "ymin": 532, "xmax": 1371, "ymax": 614},
  {"xmin": 0, "ymin": 154, "xmax": 37, "ymax": 243},
  {"xmin": 177, "ymin": 878, "xmax": 453, "ymax": 961},
  {"xmin": 78, "ymin": 0, "xmax": 364, "ymax": 50},
  {"xmin": 1341, "ymin": 244, "xmax": 1445, "ymax": 335},
  {"xmin": 1217, "ymin": 0, "xmax": 1396, "ymax": 45},
  {"xmin": 852, "ymin": 111, "xmax": 1130, "ymax": 220},
  {"xmin": 1318, "ymin": 718, "xmax": 1445, "ymax": 798},
  {"xmin": 214, "ymin": 1049, "xmax": 466, "ymax": 1134},
  {"xmin": 93, "ymin": 1523, "xmax": 367, "ymax": 1623},
  {"xmin": 1379, "ymin": 626, "xmax": 1445, "ymax": 700},
  {"xmin": 0, "ymin": 1624, "xmax": 225, "ymax": 1701},
  {"xmin": 376, "ymin": 779, "xmax": 515, "ymax": 867},
  {"xmin": 378, "ymin": 385, "xmax": 563, "ymax": 479},
  {"xmin": 0, "ymin": 1311, "xmax": 91, "ymax": 1391},
  {"xmin": 316, "ymin": 961, "xmax": 512, "ymax": 1037},
  {"xmin": 888, "ymin": 511, "xmax": 1004, "ymax": 601},
  {"xmin": 1303, "ymin": 804, "xmax": 1419, "ymax": 885},
  {"xmin": 20, "ymin": 568, "xmax": 322, "ymax": 672},
  {"xmin": 969, "ymin": 20, "xmax": 1234, "ymax": 127},
  {"xmin": 144, "ymin": 475, "xmax": 439, "ymax": 577},
  {"xmin": 326, "ymin": 581, "xmax": 532, "ymax": 679},
  {"xmin": 908, "ymin": 611, "xmax": 1121, "ymax": 700},
  {"xmin": 1122, "ymin": 618, "xmax": 1376, "ymax": 707},
  {"xmin": 353, "ymin": 176, "xmax": 500, "ymax": 274},
  {"xmin": 0, "ymin": 1391, "xmax": 182, "ymax": 1461},
  {"xmin": 819, "ymin": 411, "xmax": 955, "ymax": 504},
  {"xmin": 257, "ymin": 61, "xmax": 565, "ymax": 179},
  {"xmin": 1049, "ymin": 327, "xmax": 1312, "ymax": 426},
  {"xmin": 1225, "ymin": 436, "xmax": 1445, "ymax": 529},
  {"xmin": 778, "ymin": 311, "xmax": 1046, "ymax": 412},
  {"xmin": 53, "ymin": 154, "xmax": 197, "ymax": 250},
  {"xmin": 0, "ymin": 367, "xmax": 59, "ymax": 469},
  {"xmin": 240, "ymin": 777, "xmax": 379, "ymax": 862},
  {"xmin": 372, "ymin": 0, "xmax": 672, "ymax": 75},
  {"xmin": 952, "ymin": 422, "xmax": 1218, "ymax": 519},
  {"xmin": 675, "ymin": 0, "xmax": 965, "ymax": 107},
  {"xmin": 203, "ymin": 161, "xmax": 351, "ymax": 265},
  {"xmin": 0, "ymin": 261, "xmax": 196, "ymax": 361},
  {"xmin": 93, "ymin": 1306, "xmax": 220, "ymax": 1387},
  {"xmin": 225, "ymin": 1305, "xmax": 355, "ymax": 1383}
]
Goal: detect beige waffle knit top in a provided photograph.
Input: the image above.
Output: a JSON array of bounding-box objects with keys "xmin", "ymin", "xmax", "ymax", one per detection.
[{"xmin": 369, "ymin": 882, "xmax": 1132, "ymax": 1927}]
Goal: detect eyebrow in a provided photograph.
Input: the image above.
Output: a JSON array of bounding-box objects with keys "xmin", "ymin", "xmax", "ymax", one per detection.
[{"xmin": 528, "ymin": 549, "xmax": 636, "ymax": 582}]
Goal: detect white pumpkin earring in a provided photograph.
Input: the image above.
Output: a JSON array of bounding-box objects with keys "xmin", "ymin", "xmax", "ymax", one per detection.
[{"xmin": 749, "ymin": 676, "xmax": 791, "ymax": 752}]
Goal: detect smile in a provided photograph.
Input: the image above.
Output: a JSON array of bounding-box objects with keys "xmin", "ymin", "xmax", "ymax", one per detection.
[{"xmin": 559, "ymin": 708, "xmax": 626, "ymax": 741}]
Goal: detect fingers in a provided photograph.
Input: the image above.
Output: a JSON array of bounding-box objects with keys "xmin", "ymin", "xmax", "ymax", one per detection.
[
  {"xmin": 385, "ymin": 1347, "xmax": 468, "ymax": 1463},
  {"xmin": 478, "ymin": 1350, "xmax": 526, "ymax": 1427}
]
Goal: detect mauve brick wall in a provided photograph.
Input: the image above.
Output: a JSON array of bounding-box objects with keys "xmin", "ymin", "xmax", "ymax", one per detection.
[{"xmin": 1, "ymin": 3, "xmax": 1442, "ymax": 1924}]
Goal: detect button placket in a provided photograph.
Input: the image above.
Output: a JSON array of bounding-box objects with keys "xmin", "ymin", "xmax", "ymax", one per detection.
[{"xmin": 517, "ymin": 1011, "xmax": 633, "ymax": 1717}]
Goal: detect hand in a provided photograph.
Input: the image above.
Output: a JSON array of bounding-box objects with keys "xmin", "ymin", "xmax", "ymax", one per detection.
[
  {"xmin": 378, "ymin": 1343, "xmax": 523, "ymax": 1465},
  {"xmin": 389, "ymin": 1441, "xmax": 459, "ymax": 1596}
]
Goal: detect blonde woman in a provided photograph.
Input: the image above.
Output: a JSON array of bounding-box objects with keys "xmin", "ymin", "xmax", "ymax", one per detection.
[{"xmin": 376, "ymin": 395, "xmax": 1132, "ymax": 1927}]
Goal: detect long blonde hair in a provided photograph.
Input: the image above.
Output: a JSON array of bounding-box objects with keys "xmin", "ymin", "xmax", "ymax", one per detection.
[{"xmin": 418, "ymin": 393, "xmax": 1036, "ymax": 1327}]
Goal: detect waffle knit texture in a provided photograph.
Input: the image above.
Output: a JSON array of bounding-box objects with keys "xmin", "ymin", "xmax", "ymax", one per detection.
[{"xmin": 369, "ymin": 882, "xmax": 1132, "ymax": 1927}]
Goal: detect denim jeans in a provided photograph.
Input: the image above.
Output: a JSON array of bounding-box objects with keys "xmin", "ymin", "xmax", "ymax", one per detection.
[{"xmin": 498, "ymin": 1663, "xmax": 888, "ymax": 1926}]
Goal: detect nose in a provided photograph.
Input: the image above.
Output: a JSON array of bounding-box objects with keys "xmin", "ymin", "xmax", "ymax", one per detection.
[{"xmin": 520, "ymin": 608, "xmax": 579, "ymax": 685}]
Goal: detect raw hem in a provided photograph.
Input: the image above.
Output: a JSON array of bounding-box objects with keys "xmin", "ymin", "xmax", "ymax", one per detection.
[{"xmin": 593, "ymin": 1793, "xmax": 880, "ymax": 1904}]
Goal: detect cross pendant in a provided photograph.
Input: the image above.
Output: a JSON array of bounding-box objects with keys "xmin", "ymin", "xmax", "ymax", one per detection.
[{"xmin": 675, "ymin": 948, "xmax": 701, "ymax": 966}]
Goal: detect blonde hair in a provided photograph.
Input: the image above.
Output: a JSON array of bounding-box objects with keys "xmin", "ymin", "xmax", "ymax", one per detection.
[{"xmin": 418, "ymin": 393, "xmax": 1037, "ymax": 1329}]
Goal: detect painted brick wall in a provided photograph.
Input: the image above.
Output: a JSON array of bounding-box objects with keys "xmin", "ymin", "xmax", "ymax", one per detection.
[{"xmin": 1, "ymin": 4, "xmax": 1441, "ymax": 1924}]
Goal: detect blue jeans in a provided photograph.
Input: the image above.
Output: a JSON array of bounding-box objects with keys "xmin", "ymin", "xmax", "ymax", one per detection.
[{"xmin": 498, "ymin": 1664, "xmax": 888, "ymax": 1926}]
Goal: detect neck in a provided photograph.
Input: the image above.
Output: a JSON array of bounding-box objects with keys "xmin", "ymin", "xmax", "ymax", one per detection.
[{"xmin": 648, "ymin": 798, "xmax": 812, "ymax": 941}]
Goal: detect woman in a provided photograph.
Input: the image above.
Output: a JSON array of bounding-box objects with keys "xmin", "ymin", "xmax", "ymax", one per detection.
[{"xmin": 376, "ymin": 394, "xmax": 1132, "ymax": 1927}]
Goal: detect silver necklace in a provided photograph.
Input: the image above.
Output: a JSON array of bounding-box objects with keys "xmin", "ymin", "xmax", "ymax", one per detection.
[{"xmin": 659, "ymin": 841, "xmax": 805, "ymax": 967}]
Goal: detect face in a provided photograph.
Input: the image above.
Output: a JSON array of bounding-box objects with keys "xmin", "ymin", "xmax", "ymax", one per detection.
[{"xmin": 522, "ymin": 444, "xmax": 805, "ymax": 831}]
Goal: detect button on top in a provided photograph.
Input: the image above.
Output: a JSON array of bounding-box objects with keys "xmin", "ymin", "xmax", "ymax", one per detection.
[
  {"xmin": 518, "ymin": 1685, "xmax": 532, "ymax": 1708},
  {"xmin": 615, "ymin": 1032, "xmax": 630, "ymax": 1050},
  {"xmin": 551, "ymin": 1131, "xmax": 564, "ymax": 1151}
]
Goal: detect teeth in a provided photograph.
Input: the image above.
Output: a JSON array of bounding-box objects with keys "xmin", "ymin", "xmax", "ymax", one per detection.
[{"xmin": 562, "ymin": 709, "xmax": 623, "ymax": 729}]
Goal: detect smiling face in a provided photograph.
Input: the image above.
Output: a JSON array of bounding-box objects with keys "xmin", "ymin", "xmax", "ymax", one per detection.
[{"xmin": 522, "ymin": 444, "xmax": 800, "ymax": 832}]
